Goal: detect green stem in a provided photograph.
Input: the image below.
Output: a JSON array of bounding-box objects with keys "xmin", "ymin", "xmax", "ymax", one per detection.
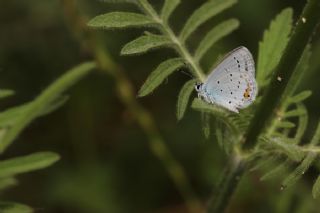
[
  {"xmin": 243, "ymin": 0, "xmax": 320, "ymax": 150},
  {"xmin": 207, "ymin": 154, "xmax": 245, "ymax": 213},
  {"xmin": 137, "ymin": 0, "xmax": 206, "ymax": 81},
  {"xmin": 61, "ymin": 1, "xmax": 203, "ymax": 212}
]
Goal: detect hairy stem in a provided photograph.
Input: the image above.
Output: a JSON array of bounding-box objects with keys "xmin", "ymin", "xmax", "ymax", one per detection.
[
  {"xmin": 61, "ymin": 1, "xmax": 202, "ymax": 212},
  {"xmin": 137, "ymin": 0, "xmax": 206, "ymax": 81},
  {"xmin": 207, "ymin": 154, "xmax": 245, "ymax": 213},
  {"xmin": 243, "ymin": 0, "xmax": 320, "ymax": 150}
]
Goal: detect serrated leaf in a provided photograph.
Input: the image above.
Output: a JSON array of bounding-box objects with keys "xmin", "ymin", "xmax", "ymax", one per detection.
[
  {"xmin": 0, "ymin": 62, "xmax": 95, "ymax": 153},
  {"xmin": 312, "ymin": 175, "xmax": 320, "ymax": 198},
  {"xmin": 138, "ymin": 58, "xmax": 185, "ymax": 97},
  {"xmin": 121, "ymin": 34, "xmax": 172, "ymax": 55},
  {"xmin": 282, "ymin": 153, "xmax": 317, "ymax": 189},
  {"xmin": 0, "ymin": 202, "xmax": 32, "ymax": 213},
  {"xmin": 161, "ymin": 0, "xmax": 180, "ymax": 22},
  {"xmin": 176, "ymin": 79, "xmax": 196, "ymax": 120},
  {"xmin": 0, "ymin": 152, "xmax": 60, "ymax": 178},
  {"xmin": 88, "ymin": 12, "xmax": 154, "ymax": 29},
  {"xmin": 257, "ymin": 8, "xmax": 293, "ymax": 86},
  {"xmin": 194, "ymin": 19, "xmax": 239, "ymax": 61},
  {"xmin": 179, "ymin": 0, "xmax": 237, "ymax": 42},
  {"xmin": 289, "ymin": 90, "xmax": 312, "ymax": 103},
  {"xmin": 276, "ymin": 121, "xmax": 296, "ymax": 129},
  {"xmin": 0, "ymin": 90, "xmax": 14, "ymax": 99}
]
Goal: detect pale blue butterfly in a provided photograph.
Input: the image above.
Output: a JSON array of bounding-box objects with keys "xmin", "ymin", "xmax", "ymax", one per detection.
[{"xmin": 195, "ymin": 46, "xmax": 258, "ymax": 113}]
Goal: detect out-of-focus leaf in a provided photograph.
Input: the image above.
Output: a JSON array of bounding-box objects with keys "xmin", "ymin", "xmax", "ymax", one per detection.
[
  {"xmin": 161, "ymin": 0, "xmax": 181, "ymax": 23},
  {"xmin": 0, "ymin": 152, "xmax": 60, "ymax": 178},
  {"xmin": 0, "ymin": 202, "xmax": 32, "ymax": 213}
]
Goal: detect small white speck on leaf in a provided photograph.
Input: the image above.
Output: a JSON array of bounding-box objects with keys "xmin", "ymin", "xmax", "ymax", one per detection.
[{"xmin": 302, "ymin": 17, "xmax": 307, "ymax": 23}]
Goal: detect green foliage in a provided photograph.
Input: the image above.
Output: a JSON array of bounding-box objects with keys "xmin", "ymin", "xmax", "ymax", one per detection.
[
  {"xmin": 87, "ymin": 12, "xmax": 154, "ymax": 29},
  {"xmin": 138, "ymin": 58, "xmax": 185, "ymax": 97},
  {"xmin": 194, "ymin": 19, "xmax": 239, "ymax": 61},
  {"xmin": 176, "ymin": 79, "xmax": 196, "ymax": 120},
  {"xmin": 160, "ymin": 0, "xmax": 180, "ymax": 23},
  {"xmin": 179, "ymin": 0, "xmax": 237, "ymax": 42},
  {"xmin": 0, "ymin": 152, "xmax": 59, "ymax": 178},
  {"xmin": 88, "ymin": 0, "xmax": 239, "ymax": 119},
  {"xmin": 0, "ymin": 90, "xmax": 15, "ymax": 99},
  {"xmin": 312, "ymin": 176, "xmax": 320, "ymax": 198},
  {"xmin": 121, "ymin": 34, "xmax": 172, "ymax": 55},
  {"xmin": 257, "ymin": 8, "xmax": 293, "ymax": 87},
  {"xmin": 0, "ymin": 202, "xmax": 32, "ymax": 213},
  {"xmin": 89, "ymin": 0, "xmax": 320, "ymax": 210},
  {"xmin": 0, "ymin": 62, "xmax": 96, "ymax": 211}
]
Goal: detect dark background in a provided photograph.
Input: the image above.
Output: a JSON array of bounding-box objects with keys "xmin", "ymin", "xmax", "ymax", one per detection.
[{"xmin": 0, "ymin": 0, "xmax": 319, "ymax": 212}]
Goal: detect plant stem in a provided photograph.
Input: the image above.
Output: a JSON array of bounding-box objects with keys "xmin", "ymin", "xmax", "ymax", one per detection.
[
  {"xmin": 61, "ymin": 1, "xmax": 203, "ymax": 212},
  {"xmin": 207, "ymin": 154, "xmax": 245, "ymax": 213},
  {"xmin": 243, "ymin": 0, "xmax": 320, "ymax": 150},
  {"xmin": 137, "ymin": 0, "xmax": 206, "ymax": 82}
]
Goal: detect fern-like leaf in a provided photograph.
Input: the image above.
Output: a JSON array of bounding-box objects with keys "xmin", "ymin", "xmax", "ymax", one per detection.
[
  {"xmin": 88, "ymin": 12, "xmax": 155, "ymax": 29},
  {"xmin": 138, "ymin": 58, "xmax": 185, "ymax": 97},
  {"xmin": 179, "ymin": 0, "xmax": 237, "ymax": 42},
  {"xmin": 194, "ymin": 19, "xmax": 239, "ymax": 61},
  {"xmin": 176, "ymin": 79, "xmax": 196, "ymax": 120},
  {"xmin": 161, "ymin": 0, "xmax": 181, "ymax": 23},
  {"xmin": 121, "ymin": 34, "xmax": 172, "ymax": 55},
  {"xmin": 281, "ymin": 153, "xmax": 317, "ymax": 189},
  {"xmin": 257, "ymin": 8, "xmax": 293, "ymax": 86},
  {"xmin": 288, "ymin": 90, "xmax": 312, "ymax": 104},
  {"xmin": 0, "ymin": 202, "xmax": 33, "ymax": 213}
]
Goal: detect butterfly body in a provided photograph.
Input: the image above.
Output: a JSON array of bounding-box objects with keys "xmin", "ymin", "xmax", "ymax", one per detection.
[{"xmin": 195, "ymin": 46, "xmax": 258, "ymax": 113}]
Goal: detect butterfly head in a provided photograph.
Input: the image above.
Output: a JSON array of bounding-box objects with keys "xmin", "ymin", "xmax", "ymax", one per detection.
[{"xmin": 195, "ymin": 82, "xmax": 203, "ymax": 92}]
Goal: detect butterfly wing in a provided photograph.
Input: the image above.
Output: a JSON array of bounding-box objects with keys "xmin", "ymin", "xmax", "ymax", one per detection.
[{"xmin": 202, "ymin": 46, "xmax": 257, "ymax": 112}]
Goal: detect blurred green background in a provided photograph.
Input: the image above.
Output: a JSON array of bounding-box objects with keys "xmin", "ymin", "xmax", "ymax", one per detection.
[{"xmin": 0, "ymin": 0, "xmax": 320, "ymax": 212}]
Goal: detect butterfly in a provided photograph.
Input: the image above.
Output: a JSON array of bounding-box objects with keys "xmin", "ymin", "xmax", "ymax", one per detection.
[{"xmin": 195, "ymin": 46, "xmax": 258, "ymax": 113}]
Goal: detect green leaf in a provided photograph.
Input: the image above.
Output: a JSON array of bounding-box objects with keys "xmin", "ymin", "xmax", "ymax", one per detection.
[
  {"xmin": 288, "ymin": 90, "xmax": 312, "ymax": 103},
  {"xmin": 138, "ymin": 58, "xmax": 185, "ymax": 97},
  {"xmin": 121, "ymin": 34, "xmax": 172, "ymax": 55},
  {"xmin": 0, "ymin": 62, "xmax": 96, "ymax": 153},
  {"xmin": 260, "ymin": 160, "xmax": 291, "ymax": 181},
  {"xmin": 312, "ymin": 175, "xmax": 320, "ymax": 198},
  {"xmin": 294, "ymin": 103, "xmax": 308, "ymax": 142},
  {"xmin": 176, "ymin": 79, "xmax": 196, "ymax": 120},
  {"xmin": 276, "ymin": 121, "xmax": 296, "ymax": 129},
  {"xmin": 282, "ymin": 153, "xmax": 317, "ymax": 189},
  {"xmin": 194, "ymin": 19, "xmax": 239, "ymax": 61},
  {"xmin": 0, "ymin": 90, "xmax": 14, "ymax": 99},
  {"xmin": 88, "ymin": 12, "xmax": 154, "ymax": 29},
  {"xmin": 202, "ymin": 112, "xmax": 211, "ymax": 139},
  {"xmin": 257, "ymin": 8, "xmax": 293, "ymax": 86},
  {"xmin": 179, "ymin": 0, "xmax": 237, "ymax": 42},
  {"xmin": 0, "ymin": 177, "xmax": 17, "ymax": 191},
  {"xmin": 161, "ymin": 0, "xmax": 181, "ymax": 23},
  {"xmin": 0, "ymin": 152, "xmax": 60, "ymax": 178},
  {"xmin": 283, "ymin": 108, "xmax": 306, "ymax": 118},
  {"xmin": 191, "ymin": 98, "xmax": 239, "ymax": 135},
  {"xmin": 0, "ymin": 202, "xmax": 32, "ymax": 213},
  {"xmin": 310, "ymin": 119, "xmax": 320, "ymax": 146},
  {"xmin": 262, "ymin": 137, "xmax": 304, "ymax": 162}
]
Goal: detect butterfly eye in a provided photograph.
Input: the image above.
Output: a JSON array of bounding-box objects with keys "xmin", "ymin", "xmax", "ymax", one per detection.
[{"xmin": 195, "ymin": 83, "xmax": 202, "ymax": 91}]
